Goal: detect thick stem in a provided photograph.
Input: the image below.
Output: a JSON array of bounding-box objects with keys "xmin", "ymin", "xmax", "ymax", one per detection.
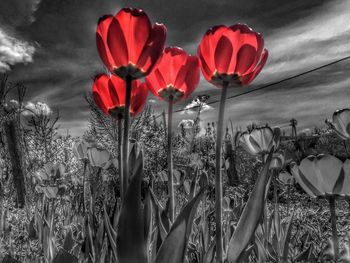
[
  {"xmin": 344, "ymin": 141, "xmax": 349, "ymax": 157},
  {"xmin": 215, "ymin": 81, "xmax": 228, "ymax": 262},
  {"xmin": 82, "ymin": 159, "xmax": 88, "ymax": 214},
  {"xmin": 286, "ymin": 184, "xmax": 291, "ymax": 217},
  {"xmin": 273, "ymin": 170, "xmax": 278, "ymax": 205},
  {"xmin": 168, "ymin": 96, "xmax": 175, "ymax": 222},
  {"xmin": 328, "ymin": 196, "xmax": 339, "ymax": 261},
  {"xmin": 122, "ymin": 75, "xmax": 132, "ymax": 198},
  {"xmin": 117, "ymin": 118, "xmax": 123, "ymax": 199}
]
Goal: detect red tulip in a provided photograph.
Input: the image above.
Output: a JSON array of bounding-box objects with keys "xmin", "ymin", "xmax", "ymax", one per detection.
[
  {"xmin": 145, "ymin": 47, "xmax": 200, "ymax": 103},
  {"xmin": 198, "ymin": 24, "xmax": 268, "ymax": 87},
  {"xmin": 96, "ymin": 8, "xmax": 167, "ymax": 80},
  {"xmin": 92, "ymin": 74, "xmax": 148, "ymax": 119}
]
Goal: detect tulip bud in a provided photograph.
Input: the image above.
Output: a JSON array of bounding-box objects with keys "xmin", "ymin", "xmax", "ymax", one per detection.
[
  {"xmin": 72, "ymin": 139, "xmax": 91, "ymax": 160},
  {"xmin": 269, "ymin": 152, "xmax": 285, "ymax": 170},
  {"xmin": 327, "ymin": 109, "xmax": 350, "ymax": 140},
  {"xmin": 87, "ymin": 147, "xmax": 112, "ymax": 170},
  {"xmin": 239, "ymin": 126, "xmax": 279, "ymax": 156},
  {"xmin": 199, "ymin": 171, "xmax": 209, "ymax": 189}
]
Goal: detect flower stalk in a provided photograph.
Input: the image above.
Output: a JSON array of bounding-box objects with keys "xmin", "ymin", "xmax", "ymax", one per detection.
[
  {"xmin": 168, "ymin": 95, "xmax": 175, "ymax": 222},
  {"xmin": 122, "ymin": 75, "xmax": 132, "ymax": 198},
  {"xmin": 117, "ymin": 118, "xmax": 123, "ymax": 198},
  {"xmin": 328, "ymin": 195, "xmax": 339, "ymax": 260},
  {"xmin": 215, "ymin": 81, "xmax": 228, "ymax": 262}
]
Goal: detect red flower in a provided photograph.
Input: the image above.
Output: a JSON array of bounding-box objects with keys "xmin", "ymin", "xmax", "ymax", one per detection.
[
  {"xmin": 198, "ymin": 24, "xmax": 268, "ymax": 87},
  {"xmin": 145, "ymin": 47, "xmax": 200, "ymax": 103},
  {"xmin": 92, "ymin": 74, "xmax": 148, "ymax": 119},
  {"xmin": 96, "ymin": 8, "xmax": 167, "ymax": 80}
]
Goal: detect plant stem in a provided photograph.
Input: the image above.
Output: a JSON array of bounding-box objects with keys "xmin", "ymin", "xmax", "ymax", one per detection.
[
  {"xmin": 215, "ymin": 81, "xmax": 228, "ymax": 262},
  {"xmin": 286, "ymin": 184, "xmax": 290, "ymax": 217},
  {"xmin": 273, "ymin": 170, "xmax": 278, "ymax": 205},
  {"xmin": 117, "ymin": 118, "xmax": 123, "ymax": 199},
  {"xmin": 344, "ymin": 141, "xmax": 349, "ymax": 157},
  {"xmin": 168, "ymin": 95, "xmax": 175, "ymax": 222},
  {"xmin": 82, "ymin": 159, "xmax": 87, "ymax": 214},
  {"xmin": 122, "ymin": 75, "xmax": 132, "ymax": 198},
  {"xmin": 328, "ymin": 196, "xmax": 339, "ymax": 261}
]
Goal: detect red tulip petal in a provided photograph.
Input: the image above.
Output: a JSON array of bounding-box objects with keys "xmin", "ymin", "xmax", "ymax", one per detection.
[
  {"xmin": 183, "ymin": 56, "xmax": 200, "ymax": 98},
  {"xmin": 131, "ymin": 82, "xmax": 148, "ymax": 116},
  {"xmin": 115, "ymin": 8, "xmax": 151, "ymax": 65},
  {"xmin": 198, "ymin": 25, "xmax": 227, "ymax": 76},
  {"xmin": 235, "ymin": 44, "xmax": 257, "ymax": 75},
  {"xmin": 249, "ymin": 33, "xmax": 264, "ymax": 73},
  {"xmin": 96, "ymin": 15, "xmax": 116, "ymax": 70},
  {"xmin": 107, "ymin": 17, "xmax": 128, "ymax": 68},
  {"xmin": 226, "ymin": 24, "xmax": 259, "ymax": 74},
  {"xmin": 160, "ymin": 47, "xmax": 187, "ymax": 86},
  {"xmin": 198, "ymin": 51, "xmax": 214, "ymax": 82},
  {"xmin": 230, "ymin": 24, "xmax": 253, "ymax": 34},
  {"xmin": 240, "ymin": 48, "xmax": 268, "ymax": 86},
  {"xmin": 173, "ymin": 53, "xmax": 191, "ymax": 90},
  {"xmin": 145, "ymin": 69, "xmax": 164, "ymax": 97},
  {"xmin": 92, "ymin": 74, "xmax": 113, "ymax": 114},
  {"xmin": 110, "ymin": 75, "xmax": 126, "ymax": 105},
  {"xmin": 215, "ymin": 36, "xmax": 233, "ymax": 74},
  {"xmin": 137, "ymin": 23, "xmax": 167, "ymax": 74}
]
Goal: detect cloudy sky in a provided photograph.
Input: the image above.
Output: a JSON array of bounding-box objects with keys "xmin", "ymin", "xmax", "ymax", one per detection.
[{"xmin": 0, "ymin": 0, "xmax": 349, "ymax": 136}]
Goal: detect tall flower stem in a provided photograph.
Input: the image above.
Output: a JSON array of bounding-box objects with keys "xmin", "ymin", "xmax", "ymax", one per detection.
[
  {"xmin": 343, "ymin": 141, "xmax": 349, "ymax": 157},
  {"xmin": 215, "ymin": 81, "xmax": 228, "ymax": 262},
  {"xmin": 82, "ymin": 159, "xmax": 88, "ymax": 214},
  {"xmin": 117, "ymin": 118, "xmax": 123, "ymax": 199},
  {"xmin": 328, "ymin": 196, "xmax": 339, "ymax": 260},
  {"xmin": 122, "ymin": 75, "xmax": 132, "ymax": 198},
  {"xmin": 167, "ymin": 95, "xmax": 175, "ymax": 222},
  {"xmin": 273, "ymin": 170, "xmax": 278, "ymax": 205},
  {"xmin": 286, "ymin": 184, "xmax": 291, "ymax": 217}
]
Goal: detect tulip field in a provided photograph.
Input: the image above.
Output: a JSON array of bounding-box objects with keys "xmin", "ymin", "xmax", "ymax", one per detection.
[{"xmin": 2, "ymin": 6, "xmax": 350, "ymax": 263}]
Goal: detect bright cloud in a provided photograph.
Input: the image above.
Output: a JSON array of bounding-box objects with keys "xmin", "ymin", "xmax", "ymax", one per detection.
[
  {"xmin": 0, "ymin": 28, "xmax": 36, "ymax": 72},
  {"xmin": 22, "ymin": 101, "xmax": 52, "ymax": 116},
  {"xmin": 182, "ymin": 98, "xmax": 213, "ymax": 115},
  {"xmin": 178, "ymin": 119, "xmax": 194, "ymax": 129}
]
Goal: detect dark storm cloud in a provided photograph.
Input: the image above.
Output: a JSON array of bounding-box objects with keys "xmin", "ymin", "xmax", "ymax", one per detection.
[
  {"xmin": 1, "ymin": 0, "xmax": 349, "ymax": 135},
  {"xmin": 0, "ymin": 0, "xmax": 41, "ymax": 26}
]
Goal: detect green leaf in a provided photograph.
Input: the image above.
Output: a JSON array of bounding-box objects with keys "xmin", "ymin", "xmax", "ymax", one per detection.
[
  {"xmin": 281, "ymin": 213, "xmax": 294, "ymax": 262},
  {"xmin": 103, "ymin": 205, "xmax": 117, "ymax": 261},
  {"xmin": 28, "ymin": 216, "xmax": 37, "ymax": 240},
  {"xmin": 203, "ymin": 242, "xmax": 215, "ymax": 263},
  {"xmin": 116, "ymin": 151, "xmax": 147, "ymax": 263},
  {"xmin": 227, "ymin": 148, "xmax": 274, "ymax": 262},
  {"xmin": 63, "ymin": 229, "xmax": 74, "ymax": 252},
  {"xmin": 144, "ymin": 189, "xmax": 154, "ymax": 261},
  {"xmin": 155, "ymin": 190, "xmax": 204, "ymax": 263},
  {"xmin": 52, "ymin": 248, "xmax": 78, "ymax": 263},
  {"xmin": 294, "ymin": 244, "xmax": 313, "ymax": 262}
]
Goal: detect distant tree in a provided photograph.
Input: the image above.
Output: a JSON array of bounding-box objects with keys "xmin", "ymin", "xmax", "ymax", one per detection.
[
  {"xmin": 0, "ymin": 74, "xmax": 26, "ymax": 208},
  {"xmin": 25, "ymin": 108, "xmax": 60, "ymax": 165}
]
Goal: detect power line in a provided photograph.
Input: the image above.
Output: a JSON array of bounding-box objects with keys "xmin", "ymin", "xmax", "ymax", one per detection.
[{"xmin": 170, "ymin": 55, "xmax": 350, "ymax": 114}]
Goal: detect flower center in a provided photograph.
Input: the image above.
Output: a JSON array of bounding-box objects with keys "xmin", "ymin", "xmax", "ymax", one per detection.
[
  {"xmin": 211, "ymin": 72, "xmax": 241, "ymax": 87},
  {"xmin": 109, "ymin": 106, "xmax": 125, "ymax": 120},
  {"xmin": 113, "ymin": 63, "xmax": 145, "ymax": 80},
  {"xmin": 158, "ymin": 85, "xmax": 184, "ymax": 103}
]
